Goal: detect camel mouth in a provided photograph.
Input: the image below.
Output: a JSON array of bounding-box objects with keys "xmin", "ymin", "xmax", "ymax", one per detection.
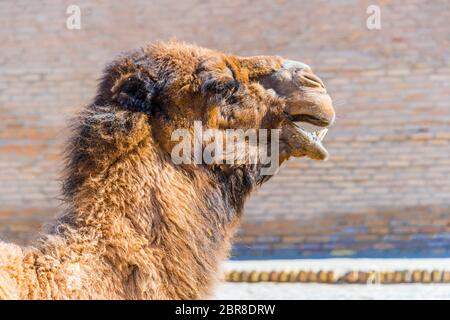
[
  {"xmin": 282, "ymin": 113, "xmax": 331, "ymax": 161},
  {"xmin": 290, "ymin": 114, "xmax": 332, "ymax": 127},
  {"xmin": 294, "ymin": 122, "xmax": 329, "ymax": 160}
]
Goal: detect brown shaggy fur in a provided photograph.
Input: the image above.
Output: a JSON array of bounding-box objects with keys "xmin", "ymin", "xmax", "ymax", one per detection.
[{"xmin": 0, "ymin": 41, "xmax": 334, "ymax": 299}]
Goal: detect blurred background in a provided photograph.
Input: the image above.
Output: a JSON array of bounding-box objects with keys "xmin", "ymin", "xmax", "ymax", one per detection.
[{"xmin": 0, "ymin": 0, "xmax": 449, "ymax": 299}]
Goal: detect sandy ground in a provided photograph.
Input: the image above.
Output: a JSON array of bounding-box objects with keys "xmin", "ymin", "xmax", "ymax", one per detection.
[{"xmin": 214, "ymin": 259, "xmax": 450, "ymax": 300}]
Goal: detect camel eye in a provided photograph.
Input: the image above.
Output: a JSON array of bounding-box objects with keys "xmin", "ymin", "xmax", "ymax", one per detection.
[
  {"xmin": 201, "ymin": 75, "xmax": 240, "ymax": 102},
  {"xmin": 226, "ymin": 94, "xmax": 238, "ymax": 104},
  {"xmin": 199, "ymin": 59, "xmax": 242, "ymax": 104}
]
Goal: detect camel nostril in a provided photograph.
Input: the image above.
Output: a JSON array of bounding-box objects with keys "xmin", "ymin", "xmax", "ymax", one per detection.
[{"xmin": 301, "ymin": 72, "xmax": 326, "ymax": 89}]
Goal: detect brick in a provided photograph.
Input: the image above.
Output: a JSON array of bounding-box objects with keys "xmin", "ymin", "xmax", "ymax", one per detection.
[{"xmin": 1, "ymin": 1, "xmax": 449, "ymax": 259}]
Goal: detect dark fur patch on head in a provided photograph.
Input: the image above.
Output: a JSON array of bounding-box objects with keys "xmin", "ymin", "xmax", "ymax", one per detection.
[{"xmin": 113, "ymin": 73, "xmax": 157, "ymax": 113}]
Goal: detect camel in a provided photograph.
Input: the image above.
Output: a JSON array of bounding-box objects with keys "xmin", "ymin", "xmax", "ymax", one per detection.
[{"xmin": 0, "ymin": 41, "xmax": 335, "ymax": 299}]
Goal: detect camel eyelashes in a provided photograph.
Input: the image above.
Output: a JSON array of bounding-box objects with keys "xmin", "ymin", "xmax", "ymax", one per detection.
[
  {"xmin": 113, "ymin": 73, "xmax": 158, "ymax": 113},
  {"xmin": 199, "ymin": 60, "xmax": 241, "ymax": 103},
  {"xmin": 201, "ymin": 77, "xmax": 240, "ymax": 102}
]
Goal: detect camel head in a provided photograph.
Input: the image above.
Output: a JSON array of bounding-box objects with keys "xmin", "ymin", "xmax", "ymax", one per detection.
[
  {"xmin": 102, "ymin": 42, "xmax": 335, "ymax": 176},
  {"xmin": 256, "ymin": 59, "xmax": 335, "ymax": 161}
]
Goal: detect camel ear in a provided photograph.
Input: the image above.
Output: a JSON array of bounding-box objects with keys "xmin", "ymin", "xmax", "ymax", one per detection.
[{"xmin": 111, "ymin": 72, "xmax": 157, "ymax": 113}]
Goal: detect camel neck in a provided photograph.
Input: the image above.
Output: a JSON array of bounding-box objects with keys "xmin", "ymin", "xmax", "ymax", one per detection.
[
  {"xmin": 53, "ymin": 128, "xmax": 238, "ymax": 298},
  {"xmin": 42, "ymin": 108, "xmax": 246, "ymax": 298}
]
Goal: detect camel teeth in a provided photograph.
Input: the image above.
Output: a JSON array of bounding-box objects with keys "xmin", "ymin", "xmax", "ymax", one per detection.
[{"xmin": 317, "ymin": 128, "xmax": 328, "ymax": 141}]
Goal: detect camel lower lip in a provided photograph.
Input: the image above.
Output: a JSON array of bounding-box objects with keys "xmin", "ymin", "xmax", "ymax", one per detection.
[{"xmin": 291, "ymin": 123, "xmax": 329, "ymax": 160}]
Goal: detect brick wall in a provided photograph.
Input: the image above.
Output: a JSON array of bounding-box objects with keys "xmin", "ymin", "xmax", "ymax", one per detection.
[{"xmin": 1, "ymin": 0, "xmax": 449, "ymax": 258}]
